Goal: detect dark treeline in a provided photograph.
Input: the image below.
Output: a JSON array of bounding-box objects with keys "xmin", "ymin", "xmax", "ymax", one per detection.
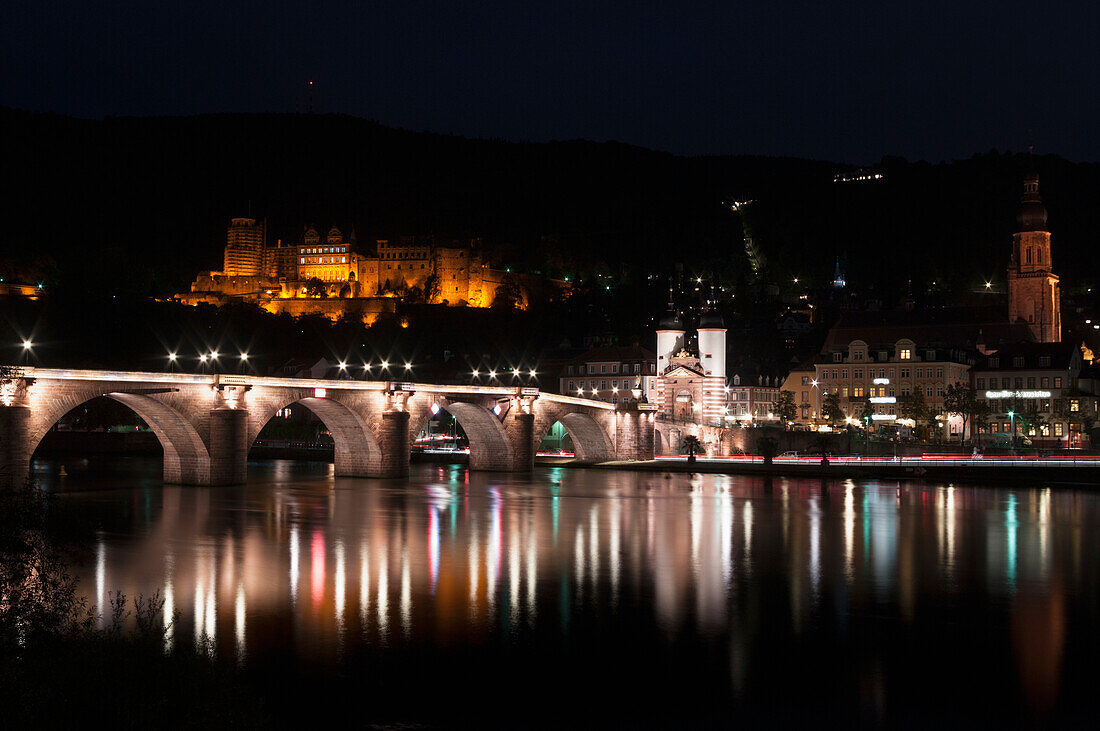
[{"xmin": 4, "ymin": 108, "xmax": 1097, "ymax": 304}]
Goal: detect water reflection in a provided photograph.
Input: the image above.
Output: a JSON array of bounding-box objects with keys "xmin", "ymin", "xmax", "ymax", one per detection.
[{"xmin": 53, "ymin": 460, "xmax": 1100, "ymax": 723}]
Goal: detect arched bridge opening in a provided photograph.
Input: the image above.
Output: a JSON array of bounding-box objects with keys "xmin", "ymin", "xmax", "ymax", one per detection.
[
  {"xmin": 28, "ymin": 391, "xmax": 211, "ymax": 485},
  {"xmin": 248, "ymin": 394, "xmax": 383, "ymax": 478}
]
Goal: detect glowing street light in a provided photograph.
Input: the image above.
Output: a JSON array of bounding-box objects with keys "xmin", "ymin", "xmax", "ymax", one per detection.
[
  {"xmin": 338, "ymin": 361, "xmax": 347, "ymax": 370},
  {"xmin": 240, "ymin": 353, "xmax": 249, "ymax": 361},
  {"xmin": 512, "ymin": 368, "xmax": 521, "ymax": 377},
  {"xmin": 529, "ymin": 369, "xmax": 537, "ymax": 377},
  {"xmin": 404, "ymin": 363, "xmax": 412, "ymax": 371},
  {"xmin": 472, "ymin": 369, "xmax": 480, "ymax": 377},
  {"xmin": 488, "ymin": 370, "xmax": 497, "ymax": 378},
  {"xmin": 210, "ymin": 351, "xmax": 219, "ymax": 360},
  {"xmin": 985, "ymin": 281, "xmax": 992, "ymax": 289},
  {"xmin": 168, "ymin": 352, "xmax": 177, "ymax": 362},
  {"xmin": 199, "ymin": 354, "xmax": 208, "ymax": 363},
  {"xmin": 22, "ymin": 340, "xmax": 32, "ymax": 350},
  {"xmin": 380, "ymin": 361, "xmax": 389, "ymax": 369}
]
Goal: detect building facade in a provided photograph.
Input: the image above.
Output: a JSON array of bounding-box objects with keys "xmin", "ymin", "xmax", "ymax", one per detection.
[
  {"xmin": 972, "ymin": 342, "xmax": 1097, "ymax": 448},
  {"xmin": 560, "ymin": 345, "xmax": 658, "ymax": 404},
  {"xmin": 810, "ymin": 337, "xmax": 973, "ymax": 436},
  {"xmin": 727, "ymin": 373, "xmax": 782, "ymax": 424}
]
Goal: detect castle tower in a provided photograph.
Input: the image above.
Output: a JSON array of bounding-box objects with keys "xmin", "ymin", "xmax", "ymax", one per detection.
[
  {"xmin": 1007, "ymin": 173, "xmax": 1061, "ymax": 342},
  {"xmin": 223, "ymin": 217, "xmax": 265, "ymax": 276},
  {"xmin": 697, "ymin": 309, "xmax": 727, "ymax": 378}
]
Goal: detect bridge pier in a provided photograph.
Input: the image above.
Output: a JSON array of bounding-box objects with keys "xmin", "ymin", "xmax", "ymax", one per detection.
[
  {"xmin": 376, "ymin": 410, "xmax": 410, "ymax": 478},
  {"xmin": 511, "ymin": 412, "xmax": 535, "ymax": 471},
  {"xmin": 613, "ymin": 406, "xmax": 655, "ymax": 461},
  {"xmin": 0, "ymin": 404, "xmax": 31, "ymax": 488},
  {"xmin": 208, "ymin": 408, "xmax": 248, "ymax": 486}
]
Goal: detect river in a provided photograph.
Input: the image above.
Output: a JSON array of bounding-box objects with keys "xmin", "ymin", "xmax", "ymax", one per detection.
[{"xmin": 35, "ymin": 457, "xmax": 1100, "ymax": 728}]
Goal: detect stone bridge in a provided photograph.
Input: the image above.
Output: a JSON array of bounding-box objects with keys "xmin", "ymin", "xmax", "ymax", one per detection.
[{"xmin": 0, "ymin": 368, "xmax": 655, "ymax": 487}]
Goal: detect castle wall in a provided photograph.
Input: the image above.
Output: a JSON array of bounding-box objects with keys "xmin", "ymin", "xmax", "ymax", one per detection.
[
  {"xmin": 190, "ymin": 273, "xmax": 281, "ymax": 296},
  {"xmin": 260, "ymin": 297, "xmax": 395, "ymax": 324}
]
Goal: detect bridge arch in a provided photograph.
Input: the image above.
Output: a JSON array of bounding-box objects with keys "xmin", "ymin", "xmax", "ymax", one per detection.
[
  {"xmin": 537, "ymin": 412, "xmax": 614, "ymax": 463},
  {"xmin": 411, "ymin": 400, "xmax": 516, "ymax": 471},
  {"xmin": 30, "ymin": 391, "xmax": 211, "ymax": 484},
  {"xmin": 248, "ymin": 394, "xmax": 382, "ymax": 477},
  {"xmin": 654, "ymin": 427, "xmax": 670, "ymax": 456}
]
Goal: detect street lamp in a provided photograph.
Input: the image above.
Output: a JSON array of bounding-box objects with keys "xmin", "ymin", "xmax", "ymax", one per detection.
[{"xmin": 1008, "ymin": 410, "xmax": 1016, "ymax": 453}]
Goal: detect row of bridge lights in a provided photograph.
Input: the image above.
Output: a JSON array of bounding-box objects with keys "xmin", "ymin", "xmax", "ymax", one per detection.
[
  {"xmin": 168, "ymin": 351, "xmax": 416, "ymax": 374},
  {"xmin": 470, "ymin": 368, "xmax": 537, "ymax": 381}
]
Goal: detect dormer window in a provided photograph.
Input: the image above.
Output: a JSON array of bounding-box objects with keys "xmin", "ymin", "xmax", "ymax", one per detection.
[
  {"xmin": 1013, "ymin": 356, "xmax": 1025, "ymax": 367},
  {"xmin": 833, "ymin": 352, "xmax": 842, "ymax": 362},
  {"xmin": 899, "ymin": 348, "xmax": 911, "ymax": 360}
]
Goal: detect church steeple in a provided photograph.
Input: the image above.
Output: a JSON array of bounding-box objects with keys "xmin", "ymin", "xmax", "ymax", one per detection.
[
  {"xmin": 1016, "ymin": 172, "xmax": 1048, "ymax": 232},
  {"xmin": 1007, "ymin": 170, "xmax": 1060, "ymax": 342}
]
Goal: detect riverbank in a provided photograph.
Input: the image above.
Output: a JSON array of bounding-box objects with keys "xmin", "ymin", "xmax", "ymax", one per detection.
[{"xmin": 558, "ymin": 456, "xmax": 1100, "ymax": 486}]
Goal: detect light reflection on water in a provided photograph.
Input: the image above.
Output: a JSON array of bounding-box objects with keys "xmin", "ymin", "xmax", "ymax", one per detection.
[{"xmin": 44, "ymin": 459, "xmax": 1100, "ymax": 724}]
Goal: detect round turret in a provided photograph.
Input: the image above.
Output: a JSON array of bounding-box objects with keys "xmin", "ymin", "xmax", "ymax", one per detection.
[
  {"xmin": 658, "ymin": 310, "xmax": 683, "ymax": 329},
  {"xmin": 699, "ymin": 310, "xmax": 725, "ymax": 328}
]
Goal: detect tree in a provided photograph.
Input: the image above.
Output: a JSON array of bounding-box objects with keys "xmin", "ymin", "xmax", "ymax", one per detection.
[
  {"xmin": 822, "ymin": 392, "xmax": 845, "ymax": 426},
  {"xmin": 304, "ymin": 277, "xmax": 327, "ymax": 298},
  {"xmin": 681, "ymin": 434, "xmax": 702, "ymax": 463},
  {"xmin": 900, "ymin": 389, "xmax": 930, "ymax": 439},
  {"xmin": 423, "ymin": 273, "xmax": 441, "ymax": 303},
  {"xmin": 943, "ymin": 381, "xmax": 978, "ymax": 443},
  {"xmin": 776, "ymin": 390, "xmax": 797, "ymax": 428},
  {"xmin": 756, "ymin": 436, "xmax": 779, "ymax": 465},
  {"xmin": 1020, "ymin": 403, "xmax": 1046, "ymax": 441},
  {"xmin": 972, "ymin": 400, "xmax": 990, "ymax": 447},
  {"xmin": 491, "ymin": 275, "xmax": 524, "ymax": 309}
]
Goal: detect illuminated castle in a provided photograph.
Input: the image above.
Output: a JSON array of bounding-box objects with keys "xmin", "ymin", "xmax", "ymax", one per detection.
[{"xmin": 180, "ymin": 217, "xmax": 552, "ymax": 319}]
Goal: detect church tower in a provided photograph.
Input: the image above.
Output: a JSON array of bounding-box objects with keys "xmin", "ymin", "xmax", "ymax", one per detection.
[{"xmin": 1007, "ymin": 173, "xmax": 1061, "ymax": 342}]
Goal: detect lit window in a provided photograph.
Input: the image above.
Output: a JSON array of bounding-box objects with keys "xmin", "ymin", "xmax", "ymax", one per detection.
[{"xmin": 900, "ymin": 348, "xmax": 911, "ymax": 360}]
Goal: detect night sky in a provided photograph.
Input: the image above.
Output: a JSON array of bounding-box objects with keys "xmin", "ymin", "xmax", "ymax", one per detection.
[{"xmin": 4, "ymin": 1, "xmax": 1098, "ymax": 163}]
